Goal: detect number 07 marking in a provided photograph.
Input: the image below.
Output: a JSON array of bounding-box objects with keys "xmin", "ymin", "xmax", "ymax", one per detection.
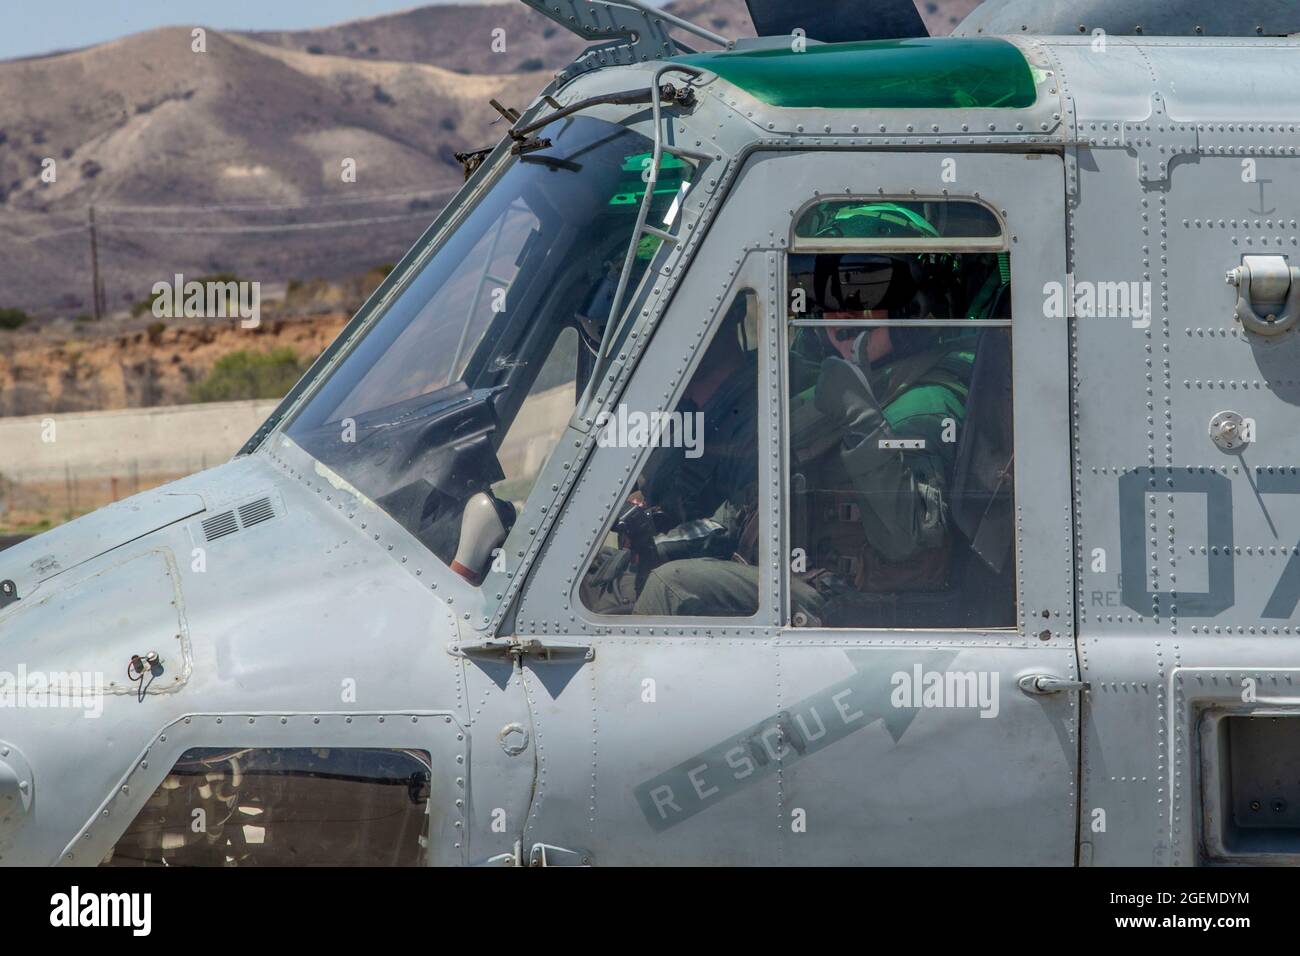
[
  {"xmin": 1119, "ymin": 471, "xmax": 1234, "ymax": 617},
  {"xmin": 1258, "ymin": 471, "xmax": 1300, "ymax": 619},
  {"xmin": 1118, "ymin": 469, "xmax": 1300, "ymax": 619}
]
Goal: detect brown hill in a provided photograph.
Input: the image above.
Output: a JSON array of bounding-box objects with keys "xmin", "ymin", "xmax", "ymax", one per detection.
[
  {"xmin": 247, "ymin": 0, "xmax": 977, "ymax": 67},
  {"xmin": 0, "ymin": 27, "xmax": 538, "ymax": 211},
  {"xmin": 0, "ymin": 0, "xmax": 978, "ymax": 325},
  {"xmin": 0, "ymin": 22, "xmax": 544, "ymax": 318},
  {"xmin": 247, "ymin": 1, "xmax": 592, "ymax": 73}
]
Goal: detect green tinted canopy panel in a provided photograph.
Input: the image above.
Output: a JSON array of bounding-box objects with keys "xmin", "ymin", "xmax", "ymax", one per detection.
[
  {"xmin": 796, "ymin": 200, "xmax": 1003, "ymax": 240},
  {"xmin": 677, "ymin": 37, "xmax": 1037, "ymax": 110}
]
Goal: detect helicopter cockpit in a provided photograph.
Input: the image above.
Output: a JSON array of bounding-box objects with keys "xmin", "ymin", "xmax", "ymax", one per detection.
[{"xmin": 284, "ymin": 115, "xmax": 694, "ymax": 577}]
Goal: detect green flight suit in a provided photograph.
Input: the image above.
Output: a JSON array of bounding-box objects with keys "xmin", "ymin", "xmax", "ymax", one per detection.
[
  {"xmin": 812, "ymin": 341, "xmax": 974, "ymax": 592},
  {"xmin": 583, "ymin": 352, "xmax": 771, "ymax": 616}
]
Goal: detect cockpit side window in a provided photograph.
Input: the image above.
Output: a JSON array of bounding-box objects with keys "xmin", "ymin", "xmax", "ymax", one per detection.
[
  {"xmin": 579, "ymin": 291, "xmax": 763, "ymax": 618},
  {"xmin": 785, "ymin": 201, "xmax": 1016, "ymax": 629}
]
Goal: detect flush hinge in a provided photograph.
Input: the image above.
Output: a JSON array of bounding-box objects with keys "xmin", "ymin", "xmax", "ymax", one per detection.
[
  {"xmin": 448, "ymin": 638, "xmax": 594, "ymax": 664},
  {"xmin": 475, "ymin": 840, "xmax": 523, "ymax": 867},
  {"xmin": 528, "ymin": 843, "xmax": 592, "ymax": 867}
]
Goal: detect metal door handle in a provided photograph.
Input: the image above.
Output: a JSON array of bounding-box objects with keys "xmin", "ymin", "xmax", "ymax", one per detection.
[{"xmin": 1018, "ymin": 674, "xmax": 1088, "ymax": 695}]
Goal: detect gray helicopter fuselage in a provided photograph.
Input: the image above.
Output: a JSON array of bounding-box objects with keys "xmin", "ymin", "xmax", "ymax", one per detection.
[{"xmin": 2, "ymin": 29, "xmax": 1299, "ymax": 866}]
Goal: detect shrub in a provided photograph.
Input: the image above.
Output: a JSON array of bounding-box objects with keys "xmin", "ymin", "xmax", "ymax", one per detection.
[
  {"xmin": 190, "ymin": 348, "xmax": 305, "ymax": 403},
  {"xmin": 0, "ymin": 307, "xmax": 30, "ymax": 330}
]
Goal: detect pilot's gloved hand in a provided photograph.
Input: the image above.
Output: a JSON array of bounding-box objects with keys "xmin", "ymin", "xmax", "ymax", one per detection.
[
  {"xmin": 614, "ymin": 500, "xmax": 659, "ymax": 554},
  {"xmin": 814, "ymin": 357, "xmax": 889, "ymax": 443}
]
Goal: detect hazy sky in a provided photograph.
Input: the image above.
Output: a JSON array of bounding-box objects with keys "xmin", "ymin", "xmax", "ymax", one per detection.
[{"xmin": 0, "ymin": 0, "xmax": 667, "ymax": 62}]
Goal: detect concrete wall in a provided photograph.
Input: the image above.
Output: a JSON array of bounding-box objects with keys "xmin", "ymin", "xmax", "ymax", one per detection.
[
  {"xmin": 0, "ymin": 387, "xmax": 575, "ymax": 531},
  {"xmin": 0, "ymin": 400, "xmax": 278, "ymax": 484}
]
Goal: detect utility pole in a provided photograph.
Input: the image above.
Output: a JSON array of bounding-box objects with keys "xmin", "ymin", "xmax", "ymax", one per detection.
[{"xmin": 88, "ymin": 204, "xmax": 103, "ymax": 320}]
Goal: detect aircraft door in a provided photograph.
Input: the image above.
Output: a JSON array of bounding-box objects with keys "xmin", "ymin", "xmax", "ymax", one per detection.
[
  {"xmin": 771, "ymin": 152, "xmax": 1078, "ymax": 864},
  {"xmin": 510, "ymin": 149, "xmax": 1078, "ymax": 865},
  {"xmin": 512, "ymin": 247, "xmax": 786, "ymax": 866}
]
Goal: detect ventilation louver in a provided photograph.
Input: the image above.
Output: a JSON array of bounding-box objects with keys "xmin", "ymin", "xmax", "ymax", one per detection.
[
  {"xmin": 201, "ymin": 511, "xmax": 239, "ymax": 542},
  {"xmin": 201, "ymin": 496, "xmax": 277, "ymax": 543},
  {"xmin": 237, "ymin": 497, "xmax": 275, "ymax": 529}
]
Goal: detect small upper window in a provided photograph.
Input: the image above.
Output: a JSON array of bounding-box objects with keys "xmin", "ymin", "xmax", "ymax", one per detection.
[{"xmin": 794, "ymin": 200, "xmax": 1004, "ymax": 250}]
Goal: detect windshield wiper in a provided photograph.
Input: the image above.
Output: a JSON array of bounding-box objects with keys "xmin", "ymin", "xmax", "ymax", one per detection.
[
  {"xmin": 499, "ymin": 82, "xmax": 702, "ymax": 157},
  {"xmin": 519, "ymin": 153, "xmax": 583, "ymax": 173},
  {"xmin": 453, "ymin": 146, "xmax": 495, "ymax": 180},
  {"xmin": 459, "ymin": 84, "xmax": 696, "ymax": 177},
  {"xmin": 504, "ymin": 83, "xmax": 696, "ymax": 147}
]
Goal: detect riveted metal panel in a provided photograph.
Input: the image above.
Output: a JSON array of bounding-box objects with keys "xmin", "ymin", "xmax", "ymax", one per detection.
[
  {"xmin": 0, "ymin": 549, "xmax": 192, "ymax": 697},
  {"xmin": 771, "ymin": 639, "xmax": 1079, "ymax": 864},
  {"xmin": 1065, "ymin": 33, "xmax": 1300, "ymax": 866},
  {"xmin": 1162, "ymin": 157, "xmax": 1300, "ymax": 636},
  {"xmin": 0, "ymin": 490, "xmax": 205, "ymax": 605}
]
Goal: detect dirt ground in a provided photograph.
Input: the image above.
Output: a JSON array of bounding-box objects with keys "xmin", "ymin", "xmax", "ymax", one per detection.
[{"xmin": 0, "ymin": 471, "xmax": 186, "ymax": 536}]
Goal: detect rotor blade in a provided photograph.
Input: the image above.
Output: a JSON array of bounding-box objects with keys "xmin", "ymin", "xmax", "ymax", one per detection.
[
  {"xmin": 744, "ymin": 0, "xmax": 930, "ymax": 42},
  {"xmin": 954, "ymin": 0, "xmax": 1299, "ymax": 37}
]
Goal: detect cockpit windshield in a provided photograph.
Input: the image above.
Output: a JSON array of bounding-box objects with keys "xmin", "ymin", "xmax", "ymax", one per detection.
[{"xmin": 285, "ymin": 115, "xmax": 692, "ymax": 571}]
